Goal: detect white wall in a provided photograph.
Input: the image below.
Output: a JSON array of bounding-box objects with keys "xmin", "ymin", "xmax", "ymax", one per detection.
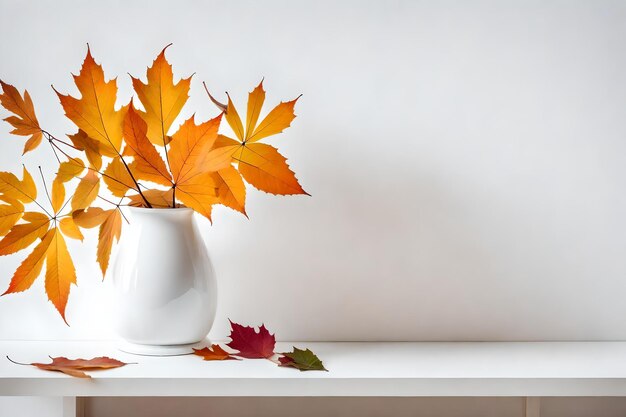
[{"xmin": 0, "ymin": 0, "xmax": 625, "ymax": 342}]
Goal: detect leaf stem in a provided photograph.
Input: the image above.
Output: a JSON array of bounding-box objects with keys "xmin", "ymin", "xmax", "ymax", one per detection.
[
  {"xmin": 117, "ymin": 155, "xmax": 152, "ymax": 208},
  {"xmin": 6, "ymin": 356, "xmax": 29, "ymax": 366},
  {"xmin": 38, "ymin": 166, "xmax": 54, "ymax": 215},
  {"xmin": 42, "ymin": 130, "xmax": 80, "ymax": 150},
  {"xmin": 20, "ymin": 164, "xmax": 53, "ymax": 218},
  {"xmin": 203, "ymin": 82, "xmax": 227, "ymax": 112}
]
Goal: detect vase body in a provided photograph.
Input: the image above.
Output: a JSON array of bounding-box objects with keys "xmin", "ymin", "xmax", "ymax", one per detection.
[{"xmin": 111, "ymin": 207, "xmax": 216, "ymax": 356}]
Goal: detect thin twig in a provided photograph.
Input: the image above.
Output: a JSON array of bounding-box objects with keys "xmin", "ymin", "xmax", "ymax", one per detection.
[
  {"xmin": 38, "ymin": 166, "xmax": 54, "ymax": 214},
  {"xmin": 97, "ymin": 195, "xmax": 120, "ymax": 207},
  {"xmin": 41, "ymin": 130, "xmax": 80, "ymax": 150},
  {"xmin": 45, "ymin": 127, "xmax": 152, "ymax": 208},
  {"xmin": 45, "ymin": 135, "xmax": 62, "ymax": 164},
  {"xmin": 57, "ymin": 194, "xmax": 73, "ymax": 215},
  {"xmin": 116, "ymin": 205, "xmax": 129, "ymax": 224},
  {"xmin": 20, "ymin": 164, "xmax": 53, "ymax": 218},
  {"xmin": 49, "ymin": 141, "xmax": 135, "ymax": 194}
]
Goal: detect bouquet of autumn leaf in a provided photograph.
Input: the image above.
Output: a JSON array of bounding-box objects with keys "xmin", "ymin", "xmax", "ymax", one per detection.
[{"xmin": 0, "ymin": 46, "xmax": 307, "ymax": 323}]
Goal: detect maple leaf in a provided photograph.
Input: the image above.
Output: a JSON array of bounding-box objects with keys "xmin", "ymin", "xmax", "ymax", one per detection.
[
  {"xmin": 7, "ymin": 356, "xmax": 130, "ymax": 379},
  {"xmin": 55, "ymin": 47, "xmax": 127, "ymax": 154},
  {"xmin": 167, "ymin": 115, "xmax": 233, "ymax": 219},
  {"xmin": 226, "ymin": 320, "xmax": 276, "ymax": 359},
  {"xmin": 123, "ymin": 105, "xmax": 172, "ymax": 188},
  {"xmin": 213, "ymin": 81, "xmax": 307, "ymax": 196},
  {"xmin": 131, "ymin": 45, "xmax": 191, "ymax": 146},
  {"xmin": 279, "ymin": 347, "xmax": 327, "ymax": 372},
  {"xmin": 193, "ymin": 344, "xmax": 240, "ymax": 361},
  {"xmin": 0, "ymin": 80, "xmax": 42, "ymax": 154}
]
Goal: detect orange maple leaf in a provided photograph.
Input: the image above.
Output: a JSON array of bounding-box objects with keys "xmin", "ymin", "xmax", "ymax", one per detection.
[
  {"xmin": 130, "ymin": 44, "xmax": 191, "ymax": 147},
  {"xmin": 193, "ymin": 344, "xmax": 240, "ymax": 361},
  {"xmin": 0, "ymin": 80, "xmax": 42, "ymax": 154},
  {"xmin": 166, "ymin": 115, "xmax": 233, "ymax": 219},
  {"xmin": 55, "ymin": 47, "xmax": 127, "ymax": 154},
  {"xmin": 123, "ymin": 105, "xmax": 173, "ymax": 188}
]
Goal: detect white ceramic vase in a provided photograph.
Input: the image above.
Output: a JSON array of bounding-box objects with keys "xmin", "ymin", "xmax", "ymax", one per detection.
[{"xmin": 110, "ymin": 207, "xmax": 217, "ymax": 356}]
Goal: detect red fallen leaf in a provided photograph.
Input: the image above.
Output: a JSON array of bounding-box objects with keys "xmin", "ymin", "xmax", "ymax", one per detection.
[
  {"xmin": 193, "ymin": 344, "xmax": 240, "ymax": 361},
  {"xmin": 7, "ymin": 355, "xmax": 131, "ymax": 378},
  {"xmin": 226, "ymin": 319, "xmax": 276, "ymax": 359}
]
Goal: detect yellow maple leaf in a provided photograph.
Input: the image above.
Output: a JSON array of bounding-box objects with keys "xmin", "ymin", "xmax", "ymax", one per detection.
[{"xmin": 212, "ymin": 81, "xmax": 307, "ymax": 196}]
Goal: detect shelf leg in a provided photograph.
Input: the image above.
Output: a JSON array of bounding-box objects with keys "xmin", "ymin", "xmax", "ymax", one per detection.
[
  {"xmin": 525, "ymin": 397, "xmax": 541, "ymax": 417},
  {"xmin": 63, "ymin": 397, "xmax": 85, "ymax": 417}
]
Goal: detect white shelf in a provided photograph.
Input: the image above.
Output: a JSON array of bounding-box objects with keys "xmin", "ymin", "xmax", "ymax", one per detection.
[{"xmin": 2, "ymin": 341, "xmax": 626, "ymax": 397}]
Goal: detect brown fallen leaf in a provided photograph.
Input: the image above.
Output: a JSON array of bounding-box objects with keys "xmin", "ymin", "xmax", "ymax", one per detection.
[
  {"xmin": 6, "ymin": 355, "xmax": 132, "ymax": 378},
  {"xmin": 192, "ymin": 344, "xmax": 240, "ymax": 361}
]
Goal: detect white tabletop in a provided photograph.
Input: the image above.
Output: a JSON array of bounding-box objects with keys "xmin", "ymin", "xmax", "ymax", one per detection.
[{"xmin": 2, "ymin": 341, "xmax": 626, "ymax": 397}]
